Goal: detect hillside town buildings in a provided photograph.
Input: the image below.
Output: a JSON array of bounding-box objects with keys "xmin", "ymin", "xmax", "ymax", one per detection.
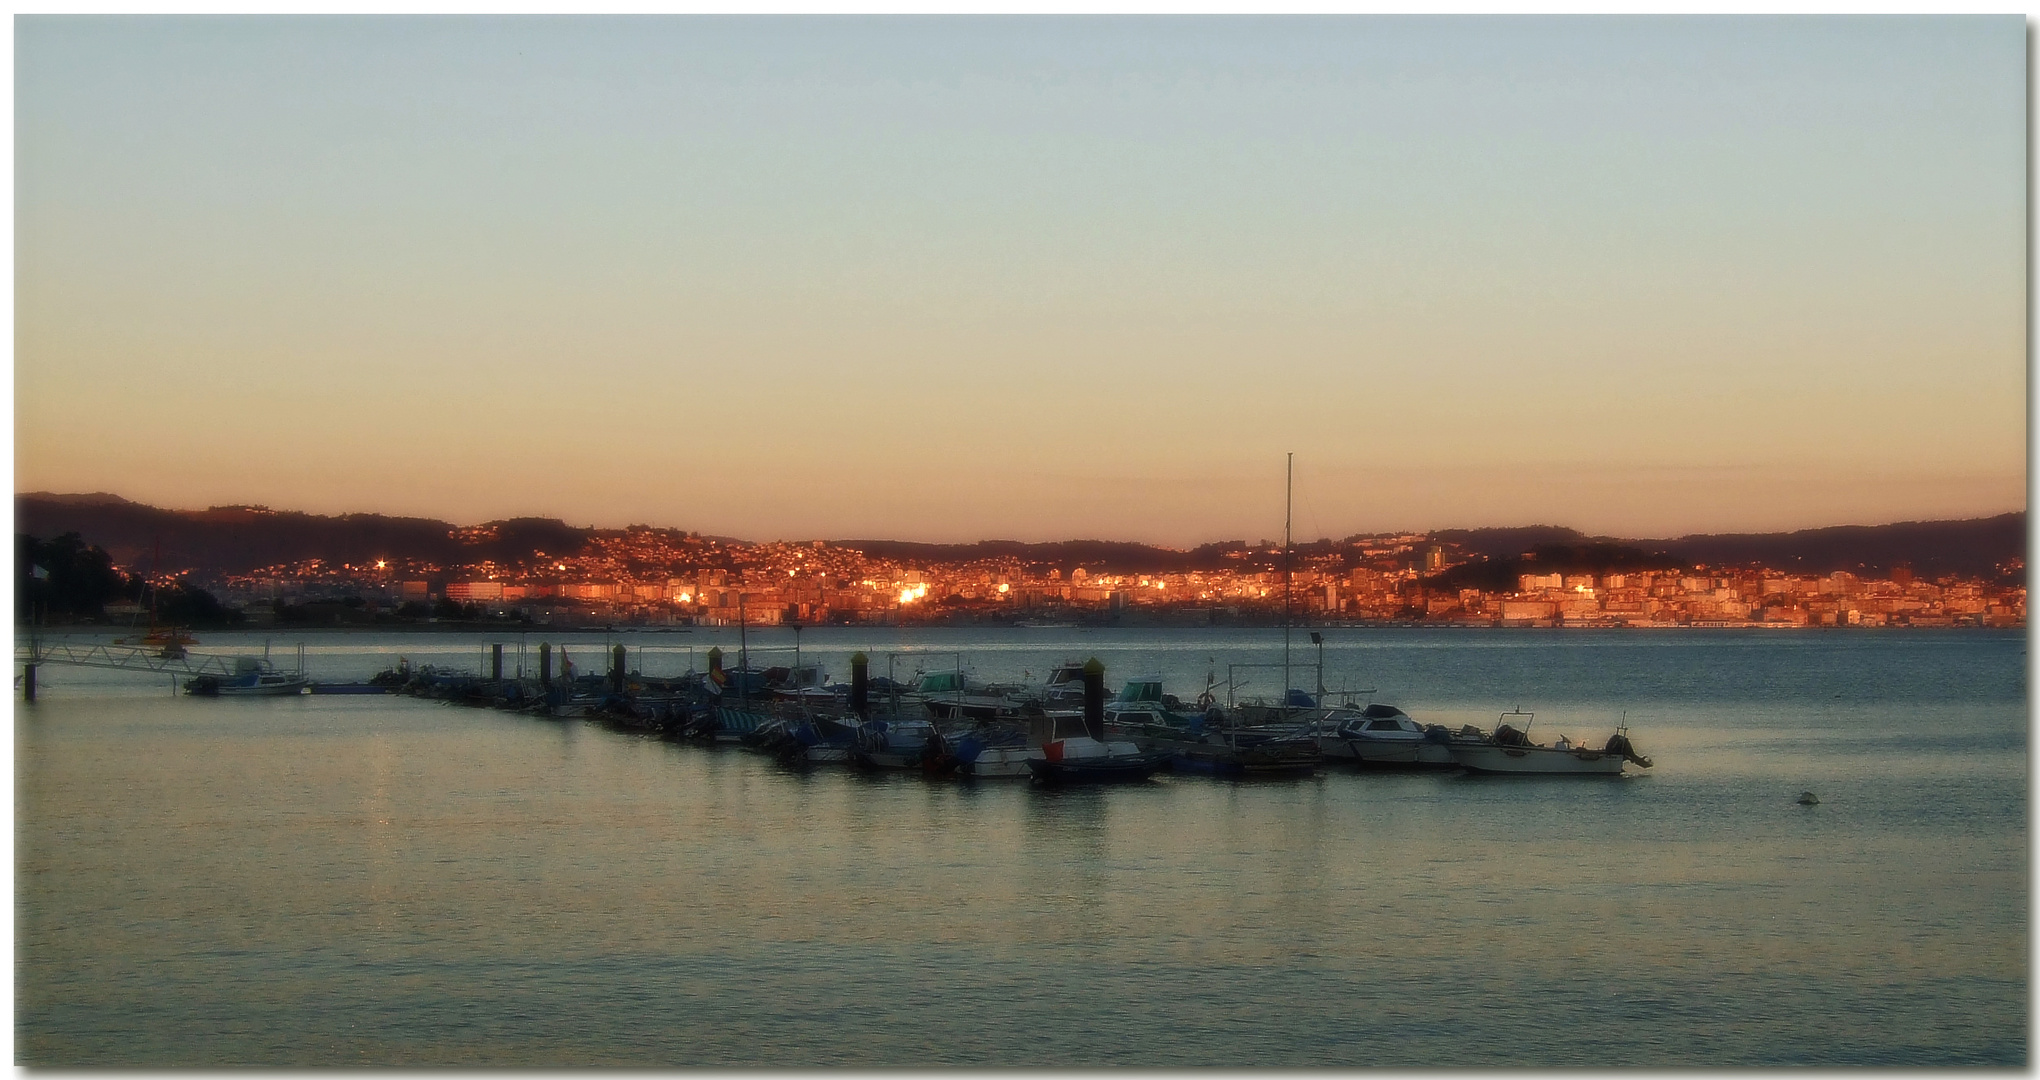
[{"xmin": 191, "ymin": 528, "xmax": 2025, "ymax": 630}]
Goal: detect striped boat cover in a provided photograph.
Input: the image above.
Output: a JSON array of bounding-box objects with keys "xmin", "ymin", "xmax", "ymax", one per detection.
[{"xmin": 714, "ymin": 708, "xmax": 770, "ymax": 733}]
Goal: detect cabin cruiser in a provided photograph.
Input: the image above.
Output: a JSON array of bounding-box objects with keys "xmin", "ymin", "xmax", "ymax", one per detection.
[
  {"xmin": 1101, "ymin": 676, "xmax": 1213, "ymax": 740},
  {"xmin": 1442, "ymin": 712, "xmax": 1653, "ymax": 776},
  {"xmin": 1316, "ymin": 703, "xmax": 1456, "ymax": 769},
  {"xmin": 1034, "ymin": 660, "xmax": 1107, "ymax": 711},
  {"xmin": 905, "ymin": 669, "xmax": 1031, "ymax": 722}
]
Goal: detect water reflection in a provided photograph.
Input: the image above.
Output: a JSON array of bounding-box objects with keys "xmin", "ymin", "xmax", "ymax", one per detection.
[{"xmin": 14, "ymin": 631, "xmax": 2028, "ymax": 1067}]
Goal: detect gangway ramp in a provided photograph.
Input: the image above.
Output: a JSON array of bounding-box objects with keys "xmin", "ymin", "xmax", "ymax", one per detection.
[{"xmin": 16, "ymin": 638, "xmax": 246, "ymax": 680}]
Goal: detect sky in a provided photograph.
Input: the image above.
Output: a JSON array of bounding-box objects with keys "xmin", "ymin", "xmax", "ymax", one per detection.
[{"xmin": 14, "ymin": 16, "xmax": 2028, "ymax": 545}]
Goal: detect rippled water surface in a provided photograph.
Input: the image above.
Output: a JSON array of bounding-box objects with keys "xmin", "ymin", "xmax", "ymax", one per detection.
[{"xmin": 16, "ymin": 627, "xmax": 2027, "ymax": 1066}]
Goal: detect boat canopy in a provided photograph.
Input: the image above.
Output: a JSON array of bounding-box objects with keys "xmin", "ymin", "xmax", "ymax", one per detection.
[
  {"xmin": 917, "ymin": 671, "xmax": 964, "ymax": 694},
  {"xmin": 1361, "ymin": 703, "xmax": 1408, "ymax": 719},
  {"xmin": 1119, "ymin": 678, "xmax": 1164, "ymax": 702}
]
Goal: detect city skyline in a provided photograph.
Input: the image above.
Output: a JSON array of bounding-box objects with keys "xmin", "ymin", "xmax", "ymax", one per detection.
[{"xmin": 16, "ymin": 17, "xmax": 2027, "ymax": 545}]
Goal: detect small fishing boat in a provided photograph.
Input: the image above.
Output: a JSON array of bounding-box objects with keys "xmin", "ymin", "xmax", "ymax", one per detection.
[
  {"xmin": 710, "ymin": 706, "xmax": 776, "ymax": 743},
  {"xmin": 952, "ymin": 724, "xmax": 1034, "ymax": 779},
  {"xmin": 786, "ymin": 715, "xmax": 860, "ymax": 765},
  {"xmin": 1026, "ymin": 712, "xmax": 1168, "ymax": 784},
  {"xmin": 1445, "ymin": 711, "xmax": 1653, "ymax": 776},
  {"xmin": 118, "ymin": 626, "xmax": 197, "ymax": 659},
  {"xmin": 185, "ymin": 658, "xmax": 310, "ymax": 697},
  {"xmin": 850, "ymin": 716, "xmax": 942, "ymax": 770}
]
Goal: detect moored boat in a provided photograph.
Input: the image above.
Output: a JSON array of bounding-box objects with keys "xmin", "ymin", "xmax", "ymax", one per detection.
[
  {"xmin": 1445, "ymin": 711, "xmax": 1653, "ymax": 776},
  {"xmin": 850, "ymin": 715, "xmax": 942, "ymax": 770},
  {"xmin": 1025, "ymin": 660, "xmax": 1169, "ymax": 784},
  {"xmin": 1026, "ymin": 717, "xmax": 1169, "ymax": 783},
  {"xmin": 185, "ymin": 657, "xmax": 310, "ymax": 697},
  {"xmin": 1317, "ymin": 703, "xmax": 1456, "ymax": 769},
  {"xmin": 952, "ymin": 723, "xmax": 1033, "ymax": 779}
]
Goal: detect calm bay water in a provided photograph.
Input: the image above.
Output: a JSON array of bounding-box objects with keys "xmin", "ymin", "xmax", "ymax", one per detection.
[{"xmin": 15, "ymin": 626, "xmax": 2027, "ymax": 1066}]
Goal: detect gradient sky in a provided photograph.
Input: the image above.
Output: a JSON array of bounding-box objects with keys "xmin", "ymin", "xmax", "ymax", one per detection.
[{"xmin": 15, "ymin": 16, "xmax": 2027, "ymax": 545}]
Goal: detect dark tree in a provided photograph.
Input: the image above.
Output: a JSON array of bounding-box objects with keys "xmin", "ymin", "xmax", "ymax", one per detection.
[{"xmin": 17, "ymin": 532, "xmax": 131, "ymax": 621}]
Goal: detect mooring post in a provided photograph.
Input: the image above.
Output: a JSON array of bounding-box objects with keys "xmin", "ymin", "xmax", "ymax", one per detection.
[
  {"xmin": 23, "ymin": 664, "xmax": 36, "ymax": 702},
  {"xmin": 1082, "ymin": 657, "xmax": 1104, "ymax": 742},
  {"xmin": 491, "ymin": 643, "xmax": 503, "ymax": 681},
  {"xmin": 538, "ymin": 642, "xmax": 552, "ymax": 688},
  {"xmin": 610, "ymin": 644, "xmax": 627, "ymax": 694}
]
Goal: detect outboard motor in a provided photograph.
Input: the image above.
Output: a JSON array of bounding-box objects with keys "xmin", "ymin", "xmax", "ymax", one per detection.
[{"xmin": 1605, "ymin": 732, "xmax": 1653, "ymax": 768}]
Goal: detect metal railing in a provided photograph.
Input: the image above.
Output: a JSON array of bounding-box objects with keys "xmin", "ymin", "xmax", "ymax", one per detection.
[{"xmin": 16, "ymin": 638, "xmax": 243, "ymax": 678}]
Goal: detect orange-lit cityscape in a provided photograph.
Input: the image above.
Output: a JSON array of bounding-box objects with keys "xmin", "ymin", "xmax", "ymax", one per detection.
[{"xmin": 198, "ymin": 525, "xmax": 2025, "ymax": 630}]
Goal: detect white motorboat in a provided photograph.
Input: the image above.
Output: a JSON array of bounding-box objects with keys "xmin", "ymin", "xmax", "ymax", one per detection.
[
  {"xmin": 1316, "ymin": 703, "xmax": 1456, "ymax": 769},
  {"xmin": 1446, "ymin": 711, "xmax": 1653, "ymax": 776}
]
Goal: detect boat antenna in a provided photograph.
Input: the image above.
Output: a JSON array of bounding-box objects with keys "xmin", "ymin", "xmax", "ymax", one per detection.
[{"xmin": 1283, "ymin": 451, "xmax": 1293, "ymax": 721}]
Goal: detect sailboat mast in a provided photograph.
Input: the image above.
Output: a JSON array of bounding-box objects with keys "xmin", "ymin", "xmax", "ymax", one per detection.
[{"xmin": 1283, "ymin": 452, "xmax": 1293, "ymax": 717}]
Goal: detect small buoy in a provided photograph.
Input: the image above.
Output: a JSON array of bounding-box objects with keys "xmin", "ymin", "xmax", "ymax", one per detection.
[{"xmin": 1797, "ymin": 791, "xmax": 1820, "ymax": 806}]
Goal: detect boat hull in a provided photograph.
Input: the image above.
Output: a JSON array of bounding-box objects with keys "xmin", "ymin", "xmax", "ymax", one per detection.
[
  {"xmin": 1026, "ymin": 754, "xmax": 1166, "ymax": 784},
  {"xmin": 1450, "ymin": 744, "xmax": 1629, "ymax": 776},
  {"xmin": 210, "ymin": 682, "xmax": 310, "ymax": 697},
  {"xmin": 1321, "ymin": 736, "xmax": 1457, "ymax": 769},
  {"xmin": 185, "ymin": 675, "xmax": 311, "ymax": 697},
  {"xmin": 959, "ymin": 746, "xmax": 1034, "ymax": 779}
]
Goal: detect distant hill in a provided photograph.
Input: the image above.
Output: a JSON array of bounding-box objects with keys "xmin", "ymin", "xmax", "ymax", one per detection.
[
  {"xmin": 17, "ymin": 491, "xmax": 136, "ymax": 507},
  {"xmin": 16, "ymin": 493, "xmax": 2026, "ymax": 582},
  {"xmin": 1431, "ymin": 513, "xmax": 2026, "ymax": 585},
  {"xmin": 830, "ymin": 538, "xmax": 1242, "ymax": 573},
  {"xmin": 1430, "ymin": 526, "xmax": 1602, "ymax": 560},
  {"xmin": 1654, "ymin": 513, "xmax": 2026, "ymax": 581},
  {"xmin": 15, "ymin": 495, "xmax": 593, "ymax": 574}
]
